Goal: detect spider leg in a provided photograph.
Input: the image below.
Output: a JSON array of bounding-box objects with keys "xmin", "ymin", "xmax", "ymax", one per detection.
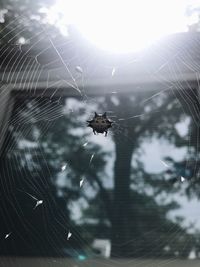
[
  {"xmin": 105, "ymin": 131, "xmax": 108, "ymax": 137},
  {"xmin": 93, "ymin": 129, "xmax": 96, "ymax": 135}
]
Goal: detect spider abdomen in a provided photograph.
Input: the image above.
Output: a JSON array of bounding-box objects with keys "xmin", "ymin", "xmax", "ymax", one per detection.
[{"xmin": 87, "ymin": 112, "xmax": 113, "ymax": 136}]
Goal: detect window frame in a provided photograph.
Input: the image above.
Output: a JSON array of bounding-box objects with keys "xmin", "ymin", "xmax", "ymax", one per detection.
[{"xmin": 0, "ymin": 56, "xmax": 198, "ymax": 153}]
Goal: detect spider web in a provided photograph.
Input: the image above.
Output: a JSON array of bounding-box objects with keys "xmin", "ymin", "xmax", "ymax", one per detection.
[{"xmin": 0, "ymin": 12, "xmax": 199, "ymax": 267}]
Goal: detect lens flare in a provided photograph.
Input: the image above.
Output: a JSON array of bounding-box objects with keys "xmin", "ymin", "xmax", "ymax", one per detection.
[{"xmin": 46, "ymin": 0, "xmax": 190, "ymax": 53}]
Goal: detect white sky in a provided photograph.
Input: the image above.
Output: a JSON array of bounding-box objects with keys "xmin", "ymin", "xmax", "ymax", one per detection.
[
  {"xmin": 44, "ymin": 0, "xmax": 200, "ymax": 52},
  {"xmin": 141, "ymin": 138, "xmax": 200, "ymax": 231}
]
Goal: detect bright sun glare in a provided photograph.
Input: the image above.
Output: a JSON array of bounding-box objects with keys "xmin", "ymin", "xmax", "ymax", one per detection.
[{"xmin": 46, "ymin": 0, "xmax": 195, "ymax": 53}]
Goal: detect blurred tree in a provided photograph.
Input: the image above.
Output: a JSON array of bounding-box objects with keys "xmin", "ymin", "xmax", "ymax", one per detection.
[
  {"xmin": 0, "ymin": 96, "xmax": 108, "ymax": 256},
  {"xmin": 0, "ymin": 0, "xmax": 55, "ymax": 42},
  {"xmin": 0, "ymin": 0, "xmax": 197, "ymax": 258},
  {"xmin": 98, "ymin": 90, "xmax": 191, "ymax": 257},
  {"xmin": 0, "ymin": 89, "xmax": 195, "ymax": 258},
  {"xmin": 77, "ymin": 88, "xmax": 196, "ymax": 258},
  {"xmin": 186, "ymin": 5, "xmax": 200, "ymax": 32}
]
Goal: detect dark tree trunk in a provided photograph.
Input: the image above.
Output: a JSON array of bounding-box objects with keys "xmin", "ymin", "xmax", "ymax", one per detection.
[{"xmin": 111, "ymin": 138, "xmax": 134, "ymax": 257}]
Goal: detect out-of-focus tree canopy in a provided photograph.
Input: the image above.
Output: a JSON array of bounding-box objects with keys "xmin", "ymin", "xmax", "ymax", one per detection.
[{"xmin": 0, "ymin": 0, "xmax": 56, "ymax": 42}]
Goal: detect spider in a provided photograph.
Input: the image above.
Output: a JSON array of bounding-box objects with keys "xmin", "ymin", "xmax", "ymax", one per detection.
[{"xmin": 87, "ymin": 112, "xmax": 113, "ymax": 136}]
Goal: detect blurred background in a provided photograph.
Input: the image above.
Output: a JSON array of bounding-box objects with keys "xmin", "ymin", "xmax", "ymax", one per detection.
[{"xmin": 0, "ymin": 0, "xmax": 200, "ymax": 266}]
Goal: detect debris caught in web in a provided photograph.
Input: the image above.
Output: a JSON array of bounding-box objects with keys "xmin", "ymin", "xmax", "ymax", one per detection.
[
  {"xmin": 33, "ymin": 200, "xmax": 43, "ymax": 210},
  {"xmin": 5, "ymin": 232, "xmax": 12, "ymax": 239},
  {"xmin": 83, "ymin": 142, "xmax": 88, "ymax": 147},
  {"xmin": 111, "ymin": 67, "xmax": 116, "ymax": 76},
  {"xmin": 75, "ymin": 66, "xmax": 83, "ymax": 74},
  {"xmin": 160, "ymin": 160, "xmax": 170, "ymax": 168},
  {"xmin": 80, "ymin": 178, "xmax": 84, "ymax": 187},
  {"xmin": 180, "ymin": 176, "xmax": 185, "ymax": 182},
  {"xmin": 61, "ymin": 164, "xmax": 67, "ymax": 171},
  {"xmin": 18, "ymin": 190, "xmax": 43, "ymax": 210},
  {"xmin": 67, "ymin": 231, "xmax": 72, "ymax": 240},
  {"xmin": 89, "ymin": 153, "xmax": 95, "ymax": 165}
]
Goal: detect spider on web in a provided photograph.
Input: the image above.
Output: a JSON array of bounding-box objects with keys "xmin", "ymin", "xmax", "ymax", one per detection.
[{"xmin": 87, "ymin": 112, "xmax": 113, "ymax": 136}]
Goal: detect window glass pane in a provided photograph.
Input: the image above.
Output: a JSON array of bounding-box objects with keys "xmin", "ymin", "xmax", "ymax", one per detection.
[{"xmin": 0, "ymin": 87, "xmax": 199, "ymax": 265}]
